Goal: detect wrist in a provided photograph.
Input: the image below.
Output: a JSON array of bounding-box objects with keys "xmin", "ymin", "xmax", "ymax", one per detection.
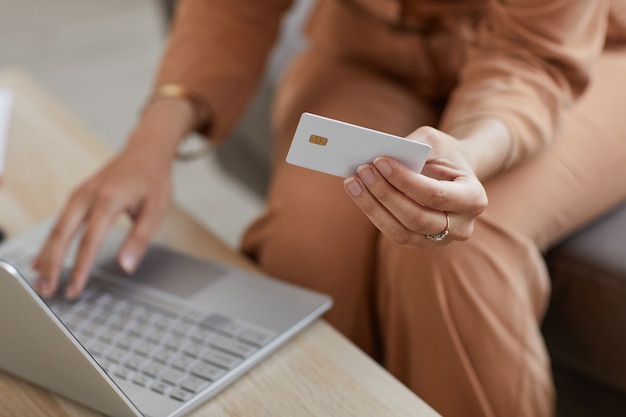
[
  {"xmin": 133, "ymin": 84, "xmax": 214, "ymax": 161},
  {"xmin": 125, "ymin": 98, "xmax": 195, "ymax": 163},
  {"xmin": 146, "ymin": 84, "xmax": 212, "ymax": 136},
  {"xmin": 447, "ymin": 118, "xmax": 511, "ymax": 180}
]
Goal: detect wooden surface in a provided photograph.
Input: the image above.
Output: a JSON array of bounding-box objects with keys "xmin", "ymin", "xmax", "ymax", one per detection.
[{"xmin": 0, "ymin": 68, "xmax": 440, "ymax": 417}]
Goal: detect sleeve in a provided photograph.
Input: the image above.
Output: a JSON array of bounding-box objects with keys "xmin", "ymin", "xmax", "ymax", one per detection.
[
  {"xmin": 439, "ymin": 0, "xmax": 611, "ymax": 168},
  {"xmin": 154, "ymin": 0, "xmax": 294, "ymax": 142}
]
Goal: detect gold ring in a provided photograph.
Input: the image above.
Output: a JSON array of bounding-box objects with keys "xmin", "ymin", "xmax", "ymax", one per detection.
[{"xmin": 426, "ymin": 212, "xmax": 450, "ymax": 242}]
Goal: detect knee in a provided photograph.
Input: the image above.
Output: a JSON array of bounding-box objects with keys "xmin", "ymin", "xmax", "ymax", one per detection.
[{"xmin": 242, "ymin": 198, "xmax": 377, "ymax": 290}]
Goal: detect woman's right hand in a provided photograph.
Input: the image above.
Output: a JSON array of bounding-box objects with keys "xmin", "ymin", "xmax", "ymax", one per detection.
[{"xmin": 33, "ymin": 98, "xmax": 197, "ymax": 300}]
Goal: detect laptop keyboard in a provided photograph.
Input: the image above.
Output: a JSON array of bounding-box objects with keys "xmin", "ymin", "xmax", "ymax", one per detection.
[{"xmin": 4, "ymin": 247, "xmax": 276, "ymax": 404}]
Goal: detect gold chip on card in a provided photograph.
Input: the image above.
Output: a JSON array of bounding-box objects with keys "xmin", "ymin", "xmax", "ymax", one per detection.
[{"xmin": 308, "ymin": 135, "xmax": 328, "ymax": 146}]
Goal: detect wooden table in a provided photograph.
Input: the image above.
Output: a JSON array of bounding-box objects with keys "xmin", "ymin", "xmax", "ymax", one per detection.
[{"xmin": 0, "ymin": 68, "xmax": 440, "ymax": 417}]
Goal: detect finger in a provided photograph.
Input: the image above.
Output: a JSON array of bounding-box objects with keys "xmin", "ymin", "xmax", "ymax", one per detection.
[
  {"xmin": 65, "ymin": 206, "xmax": 118, "ymax": 299},
  {"xmin": 344, "ymin": 176, "xmax": 432, "ymax": 247},
  {"xmin": 118, "ymin": 193, "xmax": 170, "ymax": 273},
  {"xmin": 355, "ymin": 164, "xmax": 449, "ymax": 236},
  {"xmin": 373, "ymin": 157, "xmax": 486, "ymax": 214},
  {"xmin": 34, "ymin": 189, "xmax": 91, "ymax": 297}
]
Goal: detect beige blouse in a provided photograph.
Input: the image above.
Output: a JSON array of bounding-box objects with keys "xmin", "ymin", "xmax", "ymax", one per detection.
[{"xmin": 156, "ymin": 0, "xmax": 626, "ymax": 168}]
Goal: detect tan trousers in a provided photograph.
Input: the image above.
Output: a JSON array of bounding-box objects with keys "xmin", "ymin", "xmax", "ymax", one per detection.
[{"xmin": 241, "ymin": 9, "xmax": 626, "ymax": 417}]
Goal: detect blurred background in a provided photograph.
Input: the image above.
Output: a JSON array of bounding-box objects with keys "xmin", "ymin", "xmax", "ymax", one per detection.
[{"xmin": 0, "ymin": 0, "xmax": 312, "ymax": 248}]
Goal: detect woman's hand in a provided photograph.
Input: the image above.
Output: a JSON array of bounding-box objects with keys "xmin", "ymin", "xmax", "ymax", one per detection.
[
  {"xmin": 343, "ymin": 126, "xmax": 489, "ymax": 247},
  {"xmin": 33, "ymin": 98, "xmax": 197, "ymax": 299},
  {"xmin": 33, "ymin": 146, "xmax": 173, "ymax": 299}
]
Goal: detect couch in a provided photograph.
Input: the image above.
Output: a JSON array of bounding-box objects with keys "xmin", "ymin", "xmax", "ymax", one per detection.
[{"xmin": 544, "ymin": 204, "xmax": 626, "ymax": 416}]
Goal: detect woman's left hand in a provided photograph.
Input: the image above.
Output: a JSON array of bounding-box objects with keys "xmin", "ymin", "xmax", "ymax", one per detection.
[{"xmin": 343, "ymin": 126, "xmax": 488, "ymax": 247}]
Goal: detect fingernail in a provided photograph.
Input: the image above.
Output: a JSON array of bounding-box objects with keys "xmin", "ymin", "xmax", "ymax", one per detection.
[
  {"xmin": 120, "ymin": 251, "xmax": 137, "ymax": 273},
  {"xmin": 65, "ymin": 284, "xmax": 79, "ymax": 300},
  {"xmin": 374, "ymin": 157, "xmax": 392, "ymax": 176},
  {"xmin": 36, "ymin": 280, "xmax": 50, "ymax": 297},
  {"xmin": 344, "ymin": 177, "xmax": 362, "ymax": 197},
  {"xmin": 357, "ymin": 165, "xmax": 376, "ymax": 185}
]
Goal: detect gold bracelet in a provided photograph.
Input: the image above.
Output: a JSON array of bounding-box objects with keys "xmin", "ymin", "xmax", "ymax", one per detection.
[{"xmin": 145, "ymin": 83, "xmax": 213, "ymax": 160}]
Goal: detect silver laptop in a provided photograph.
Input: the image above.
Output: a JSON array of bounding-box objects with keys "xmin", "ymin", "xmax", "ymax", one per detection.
[{"xmin": 0, "ymin": 220, "xmax": 332, "ymax": 417}]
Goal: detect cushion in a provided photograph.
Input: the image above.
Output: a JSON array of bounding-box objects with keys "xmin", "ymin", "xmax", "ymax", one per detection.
[{"xmin": 543, "ymin": 202, "xmax": 626, "ymax": 393}]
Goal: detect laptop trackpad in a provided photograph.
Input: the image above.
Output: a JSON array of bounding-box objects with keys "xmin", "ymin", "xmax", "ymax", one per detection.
[{"xmin": 98, "ymin": 245, "xmax": 226, "ymax": 299}]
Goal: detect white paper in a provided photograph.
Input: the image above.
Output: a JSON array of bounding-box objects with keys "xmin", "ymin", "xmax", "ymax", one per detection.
[{"xmin": 0, "ymin": 88, "xmax": 13, "ymax": 176}]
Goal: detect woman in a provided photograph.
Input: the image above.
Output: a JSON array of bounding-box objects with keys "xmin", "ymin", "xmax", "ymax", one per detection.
[{"xmin": 34, "ymin": 1, "xmax": 626, "ymax": 416}]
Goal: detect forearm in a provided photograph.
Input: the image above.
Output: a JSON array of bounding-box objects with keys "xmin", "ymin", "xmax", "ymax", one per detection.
[
  {"xmin": 155, "ymin": 0, "xmax": 293, "ymax": 142},
  {"xmin": 439, "ymin": 2, "xmax": 608, "ymax": 173}
]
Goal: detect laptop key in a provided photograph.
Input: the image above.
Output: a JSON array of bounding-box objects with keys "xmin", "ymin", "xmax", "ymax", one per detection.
[
  {"xmin": 114, "ymin": 367, "xmax": 132, "ymax": 380},
  {"xmin": 190, "ymin": 328, "xmax": 217, "ymax": 344},
  {"xmin": 73, "ymin": 307, "xmax": 93, "ymax": 321},
  {"xmin": 165, "ymin": 336, "xmax": 188, "ymax": 351},
  {"xmin": 99, "ymin": 328, "xmax": 120, "ymax": 343},
  {"xmin": 152, "ymin": 348, "xmax": 177, "ymax": 364},
  {"xmin": 200, "ymin": 313, "xmax": 231, "ymax": 328},
  {"xmin": 200, "ymin": 314, "xmax": 245, "ymax": 337},
  {"xmin": 172, "ymin": 321, "xmax": 193, "ymax": 336},
  {"xmin": 134, "ymin": 341, "xmax": 159, "ymax": 357},
  {"xmin": 203, "ymin": 349, "xmax": 242, "ymax": 370},
  {"xmin": 238, "ymin": 328, "xmax": 274, "ymax": 347},
  {"xmin": 161, "ymin": 369, "xmax": 187, "ymax": 385},
  {"xmin": 183, "ymin": 341, "xmax": 207, "ymax": 358},
  {"xmin": 117, "ymin": 335, "xmax": 140, "ymax": 350},
  {"xmin": 191, "ymin": 362, "xmax": 226, "ymax": 382},
  {"xmin": 151, "ymin": 381, "xmax": 173, "ymax": 395},
  {"xmin": 171, "ymin": 355, "xmax": 196, "ymax": 371},
  {"xmin": 82, "ymin": 322, "xmax": 105, "ymax": 338},
  {"xmin": 210, "ymin": 336, "xmax": 258, "ymax": 358},
  {"xmin": 132, "ymin": 374, "xmax": 153, "ymax": 388},
  {"xmin": 180, "ymin": 308, "xmax": 205, "ymax": 323},
  {"xmin": 136, "ymin": 309, "xmax": 155, "ymax": 324},
  {"xmin": 180, "ymin": 376, "xmax": 210, "ymax": 394},
  {"xmin": 107, "ymin": 347, "xmax": 129, "ymax": 364},
  {"xmin": 154, "ymin": 316, "xmax": 175, "ymax": 329},
  {"xmin": 216, "ymin": 321, "xmax": 245, "ymax": 337},
  {"xmin": 170, "ymin": 389, "xmax": 194, "ymax": 402},
  {"xmin": 124, "ymin": 356, "xmax": 147, "ymax": 371},
  {"xmin": 146, "ymin": 328, "xmax": 170, "ymax": 344},
  {"xmin": 143, "ymin": 362, "xmax": 167, "ymax": 378},
  {"xmin": 91, "ymin": 292, "xmax": 114, "ymax": 306},
  {"xmin": 129, "ymin": 322, "xmax": 150, "ymax": 337}
]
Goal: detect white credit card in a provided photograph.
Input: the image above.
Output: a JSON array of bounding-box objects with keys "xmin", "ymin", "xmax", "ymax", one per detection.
[
  {"xmin": 286, "ymin": 113, "xmax": 431, "ymax": 178},
  {"xmin": 0, "ymin": 88, "xmax": 14, "ymax": 176}
]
